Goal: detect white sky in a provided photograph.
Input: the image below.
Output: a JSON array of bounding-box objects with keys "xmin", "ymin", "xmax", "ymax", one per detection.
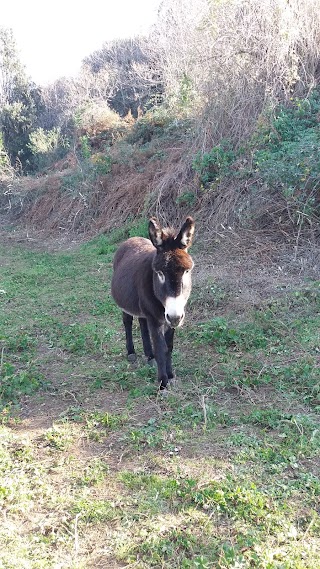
[{"xmin": 2, "ymin": 0, "xmax": 162, "ymax": 85}]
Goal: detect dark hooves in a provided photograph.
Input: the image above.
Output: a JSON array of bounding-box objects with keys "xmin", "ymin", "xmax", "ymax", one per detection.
[
  {"xmin": 158, "ymin": 375, "xmax": 176, "ymax": 393},
  {"xmin": 158, "ymin": 384, "xmax": 170, "ymax": 396},
  {"xmin": 127, "ymin": 353, "xmax": 137, "ymax": 363}
]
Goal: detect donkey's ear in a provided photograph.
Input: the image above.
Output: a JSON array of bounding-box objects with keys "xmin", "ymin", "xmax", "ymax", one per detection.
[
  {"xmin": 149, "ymin": 218, "xmax": 163, "ymax": 248},
  {"xmin": 175, "ymin": 217, "xmax": 195, "ymax": 249}
]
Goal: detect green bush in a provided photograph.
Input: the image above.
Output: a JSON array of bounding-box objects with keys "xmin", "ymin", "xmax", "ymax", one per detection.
[
  {"xmin": 0, "ymin": 133, "xmax": 13, "ymax": 178},
  {"xmin": 126, "ymin": 106, "xmax": 176, "ymax": 145},
  {"xmin": 27, "ymin": 127, "xmax": 70, "ymax": 171},
  {"xmin": 252, "ymin": 91, "xmax": 320, "ymax": 223},
  {"xmin": 192, "ymin": 140, "xmax": 236, "ymax": 187},
  {"xmin": 91, "ymin": 151, "xmax": 112, "ymax": 175},
  {"xmin": 78, "ymin": 135, "xmax": 91, "ymax": 160}
]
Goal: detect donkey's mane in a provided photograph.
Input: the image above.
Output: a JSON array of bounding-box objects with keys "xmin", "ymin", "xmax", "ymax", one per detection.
[
  {"xmin": 160, "ymin": 227, "xmax": 181, "ymax": 250},
  {"xmin": 162, "ymin": 227, "xmax": 176, "ymax": 239}
]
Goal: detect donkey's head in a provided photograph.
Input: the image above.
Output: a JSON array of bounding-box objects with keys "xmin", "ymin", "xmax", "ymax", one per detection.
[{"xmin": 149, "ymin": 217, "xmax": 195, "ymax": 328}]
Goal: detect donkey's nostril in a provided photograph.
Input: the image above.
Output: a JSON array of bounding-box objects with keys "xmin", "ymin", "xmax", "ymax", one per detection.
[{"xmin": 166, "ymin": 314, "xmax": 183, "ymax": 328}]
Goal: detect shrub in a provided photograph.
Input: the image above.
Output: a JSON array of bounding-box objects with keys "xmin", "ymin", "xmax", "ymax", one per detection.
[
  {"xmin": 91, "ymin": 151, "xmax": 112, "ymax": 175},
  {"xmin": 0, "ymin": 133, "xmax": 14, "ymax": 178},
  {"xmin": 75, "ymin": 101, "xmax": 121, "ymax": 137},
  {"xmin": 0, "ymin": 361, "xmax": 43, "ymax": 408},
  {"xmin": 192, "ymin": 141, "xmax": 236, "ymax": 187},
  {"xmin": 27, "ymin": 127, "xmax": 70, "ymax": 171},
  {"xmin": 252, "ymin": 91, "xmax": 320, "ymax": 225}
]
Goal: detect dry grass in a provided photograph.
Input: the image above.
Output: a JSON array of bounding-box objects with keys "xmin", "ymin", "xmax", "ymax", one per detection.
[{"xmin": 0, "ymin": 140, "xmax": 191, "ymax": 236}]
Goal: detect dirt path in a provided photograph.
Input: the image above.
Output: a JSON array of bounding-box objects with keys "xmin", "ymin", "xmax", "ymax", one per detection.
[{"xmin": 0, "ymin": 213, "xmax": 85, "ymax": 252}]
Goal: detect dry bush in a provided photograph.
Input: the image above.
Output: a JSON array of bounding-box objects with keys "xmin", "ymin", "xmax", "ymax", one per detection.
[
  {"xmin": 3, "ymin": 0, "xmax": 320, "ymax": 241},
  {"xmin": 153, "ymin": 0, "xmax": 320, "ymax": 143},
  {"xmin": 76, "ymin": 101, "xmax": 122, "ymax": 138},
  {"xmin": 4, "ymin": 145, "xmax": 169, "ymax": 235},
  {"xmin": 83, "ymin": 37, "xmax": 163, "ymax": 117},
  {"xmin": 146, "ymin": 0, "xmax": 320, "ymax": 233}
]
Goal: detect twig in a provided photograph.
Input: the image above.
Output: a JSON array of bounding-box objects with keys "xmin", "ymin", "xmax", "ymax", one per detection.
[
  {"xmin": 200, "ymin": 394, "xmax": 207, "ymax": 430},
  {"xmin": 302, "ymin": 512, "xmax": 317, "ymax": 542},
  {"xmin": 74, "ymin": 512, "xmax": 81, "ymax": 555},
  {"xmin": 0, "ymin": 346, "xmax": 4, "ymax": 376},
  {"xmin": 63, "ymin": 390, "xmax": 80, "ymax": 404}
]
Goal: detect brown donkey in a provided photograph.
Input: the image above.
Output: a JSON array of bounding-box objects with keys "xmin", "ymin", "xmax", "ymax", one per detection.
[{"xmin": 111, "ymin": 217, "xmax": 195, "ymax": 389}]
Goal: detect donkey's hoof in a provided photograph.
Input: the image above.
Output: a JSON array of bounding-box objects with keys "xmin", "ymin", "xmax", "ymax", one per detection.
[
  {"xmin": 158, "ymin": 388, "xmax": 170, "ymax": 397},
  {"xmin": 127, "ymin": 353, "xmax": 137, "ymax": 363},
  {"xmin": 147, "ymin": 357, "xmax": 156, "ymax": 367},
  {"xmin": 158, "ymin": 383, "xmax": 170, "ymax": 395},
  {"xmin": 167, "ymin": 374, "xmax": 176, "ymax": 386},
  {"xmin": 158, "ymin": 380, "xmax": 171, "ymax": 392}
]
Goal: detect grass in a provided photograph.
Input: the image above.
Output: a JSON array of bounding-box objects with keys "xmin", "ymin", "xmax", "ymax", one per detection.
[{"xmin": 0, "ymin": 231, "xmax": 319, "ymax": 568}]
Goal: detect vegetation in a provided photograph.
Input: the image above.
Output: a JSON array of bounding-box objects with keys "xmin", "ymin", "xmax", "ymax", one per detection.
[
  {"xmin": 0, "ymin": 3, "xmax": 319, "ymax": 564},
  {"xmin": 0, "ymin": 0, "xmax": 319, "ymax": 238},
  {"xmin": 0, "ymin": 225, "xmax": 319, "ymax": 567}
]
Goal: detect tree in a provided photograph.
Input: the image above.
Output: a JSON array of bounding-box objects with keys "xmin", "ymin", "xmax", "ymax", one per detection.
[
  {"xmin": 83, "ymin": 37, "xmax": 163, "ymax": 117},
  {"xmin": 0, "ymin": 27, "xmax": 43, "ymax": 171}
]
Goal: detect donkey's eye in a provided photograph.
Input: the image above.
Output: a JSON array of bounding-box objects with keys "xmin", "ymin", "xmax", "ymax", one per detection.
[{"xmin": 157, "ymin": 271, "xmax": 165, "ymax": 284}]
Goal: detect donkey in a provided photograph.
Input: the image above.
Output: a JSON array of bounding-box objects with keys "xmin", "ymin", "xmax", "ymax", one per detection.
[{"xmin": 111, "ymin": 217, "xmax": 195, "ymax": 389}]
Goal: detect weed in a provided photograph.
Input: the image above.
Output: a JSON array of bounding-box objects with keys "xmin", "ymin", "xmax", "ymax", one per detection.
[
  {"xmin": 0, "ymin": 360, "xmax": 44, "ymax": 409},
  {"xmin": 43, "ymin": 424, "xmax": 75, "ymax": 450},
  {"xmin": 240, "ymin": 408, "xmax": 292, "ymax": 429},
  {"xmin": 72, "ymin": 498, "xmax": 118, "ymax": 522},
  {"xmin": 127, "ymin": 417, "xmax": 183, "ymax": 451},
  {"xmin": 122, "ymin": 527, "xmax": 208, "ymax": 567},
  {"xmin": 84, "ymin": 410, "xmax": 127, "ymax": 441},
  {"xmin": 75, "ymin": 458, "xmax": 109, "ymax": 487},
  {"xmin": 190, "ymin": 316, "xmax": 271, "ymax": 352},
  {"xmin": 192, "ymin": 140, "xmax": 236, "ymax": 187}
]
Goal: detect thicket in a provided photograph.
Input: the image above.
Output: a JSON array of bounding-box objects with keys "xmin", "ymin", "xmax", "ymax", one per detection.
[{"xmin": 1, "ymin": 0, "xmax": 320, "ymax": 237}]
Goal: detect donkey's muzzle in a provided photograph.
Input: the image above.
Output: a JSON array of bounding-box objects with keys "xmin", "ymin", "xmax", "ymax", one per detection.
[
  {"xmin": 165, "ymin": 296, "xmax": 187, "ymax": 328},
  {"xmin": 166, "ymin": 313, "xmax": 184, "ymax": 328}
]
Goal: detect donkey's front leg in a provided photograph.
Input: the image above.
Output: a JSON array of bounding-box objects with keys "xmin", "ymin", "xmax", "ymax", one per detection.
[
  {"xmin": 147, "ymin": 319, "xmax": 169, "ymax": 389},
  {"xmin": 165, "ymin": 327, "xmax": 175, "ymax": 381}
]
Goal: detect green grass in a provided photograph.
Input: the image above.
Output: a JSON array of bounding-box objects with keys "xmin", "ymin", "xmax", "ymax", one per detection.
[{"xmin": 0, "ymin": 233, "xmax": 319, "ymax": 567}]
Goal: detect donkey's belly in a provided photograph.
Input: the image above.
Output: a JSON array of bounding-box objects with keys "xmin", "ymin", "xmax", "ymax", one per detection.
[
  {"xmin": 113, "ymin": 293, "xmax": 145, "ymax": 318},
  {"xmin": 111, "ymin": 276, "xmax": 143, "ymax": 317}
]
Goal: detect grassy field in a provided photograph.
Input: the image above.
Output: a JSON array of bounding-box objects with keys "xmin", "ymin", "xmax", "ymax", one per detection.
[{"xmin": 0, "ymin": 227, "xmax": 319, "ymax": 568}]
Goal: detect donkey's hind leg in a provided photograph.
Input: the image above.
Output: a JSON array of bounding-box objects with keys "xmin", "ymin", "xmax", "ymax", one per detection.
[
  {"xmin": 138, "ymin": 318, "xmax": 154, "ymax": 362},
  {"xmin": 122, "ymin": 312, "xmax": 136, "ymax": 362}
]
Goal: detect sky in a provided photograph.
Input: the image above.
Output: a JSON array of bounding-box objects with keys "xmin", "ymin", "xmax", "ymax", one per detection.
[{"xmin": 2, "ymin": 0, "xmax": 162, "ymax": 86}]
